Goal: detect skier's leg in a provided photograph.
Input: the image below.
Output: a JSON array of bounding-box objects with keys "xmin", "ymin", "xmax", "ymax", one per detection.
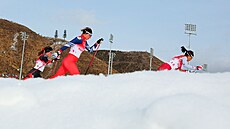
[
  {"xmin": 50, "ymin": 62, "xmax": 68, "ymax": 79},
  {"xmin": 62, "ymin": 55, "xmax": 80, "ymax": 75},
  {"xmin": 50, "ymin": 54, "xmax": 79, "ymax": 78},
  {"xmin": 26, "ymin": 68, "xmax": 36, "ymax": 78},
  {"xmin": 32, "ymin": 70, "xmax": 42, "ymax": 78},
  {"xmin": 158, "ymin": 63, "xmax": 172, "ymax": 71},
  {"xmin": 65, "ymin": 62, "xmax": 80, "ymax": 75}
]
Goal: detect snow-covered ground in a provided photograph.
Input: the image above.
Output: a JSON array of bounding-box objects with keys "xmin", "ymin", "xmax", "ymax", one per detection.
[{"xmin": 0, "ymin": 71, "xmax": 230, "ymax": 129}]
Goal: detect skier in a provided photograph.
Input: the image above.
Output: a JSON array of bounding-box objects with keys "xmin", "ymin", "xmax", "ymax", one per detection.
[
  {"xmin": 25, "ymin": 46, "xmax": 54, "ymax": 79},
  {"xmin": 158, "ymin": 46, "xmax": 203, "ymax": 72},
  {"xmin": 50, "ymin": 27, "xmax": 103, "ymax": 78}
]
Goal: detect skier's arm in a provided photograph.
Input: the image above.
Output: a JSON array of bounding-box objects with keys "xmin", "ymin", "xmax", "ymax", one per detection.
[
  {"xmin": 52, "ymin": 37, "xmax": 83, "ymax": 59},
  {"xmin": 59, "ymin": 37, "xmax": 82, "ymax": 52},
  {"xmin": 39, "ymin": 55, "xmax": 49, "ymax": 63},
  {"xmin": 85, "ymin": 42, "xmax": 99, "ymax": 52},
  {"xmin": 85, "ymin": 38, "xmax": 103, "ymax": 52},
  {"xmin": 181, "ymin": 58, "xmax": 196, "ymax": 71},
  {"xmin": 39, "ymin": 55, "xmax": 53, "ymax": 64}
]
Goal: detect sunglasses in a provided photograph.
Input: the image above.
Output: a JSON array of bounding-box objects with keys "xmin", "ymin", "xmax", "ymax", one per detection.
[{"xmin": 85, "ymin": 31, "xmax": 92, "ymax": 37}]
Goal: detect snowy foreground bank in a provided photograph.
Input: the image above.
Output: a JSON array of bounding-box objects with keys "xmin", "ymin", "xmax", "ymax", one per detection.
[{"xmin": 0, "ymin": 71, "xmax": 230, "ymax": 129}]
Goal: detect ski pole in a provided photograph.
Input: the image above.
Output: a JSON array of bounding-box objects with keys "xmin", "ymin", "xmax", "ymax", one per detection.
[
  {"xmin": 52, "ymin": 61, "xmax": 58, "ymax": 74},
  {"xmin": 85, "ymin": 44, "xmax": 101, "ymax": 75},
  {"xmin": 44, "ymin": 59, "xmax": 59, "ymax": 78}
]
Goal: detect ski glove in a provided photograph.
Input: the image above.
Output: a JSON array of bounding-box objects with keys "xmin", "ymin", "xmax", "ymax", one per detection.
[
  {"xmin": 196, "ymin": 65, "xmax": 203, "ymax": 70},
  {"xmin": 97, "ymin": 38, "xmax": 104, "ymax": 44},
  {"xmin": 52, "ymin": 51, "xmax": 61, "ymax": 60}
]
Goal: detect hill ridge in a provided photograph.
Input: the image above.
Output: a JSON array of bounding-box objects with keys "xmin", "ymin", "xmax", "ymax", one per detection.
[{"xmin": 0, "ymin": 18, "xmax": 163, "ymax": 78}]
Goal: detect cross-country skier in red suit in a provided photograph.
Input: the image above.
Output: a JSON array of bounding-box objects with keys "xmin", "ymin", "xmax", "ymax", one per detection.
[
  {"xmin": 25, "ymin": 46, "xmax": 53, "ymax": 79},
  {"xmin": 50, "ymin": 27, "xmax": 103, "ymax": 78},
  {"xmin": 158, "ymin": 46, "xmax": 203, "ymax": 72}
]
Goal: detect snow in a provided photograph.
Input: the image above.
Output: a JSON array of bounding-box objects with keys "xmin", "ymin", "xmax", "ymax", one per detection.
[{"xmin": 0, "ymin": 71, "xmax": 230, "ymax": 129}]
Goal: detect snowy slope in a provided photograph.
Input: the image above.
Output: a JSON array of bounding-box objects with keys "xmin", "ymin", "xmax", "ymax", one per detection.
[{"xmin": 0, "ymin": 71, "xmax": 230, "ymax": 129}]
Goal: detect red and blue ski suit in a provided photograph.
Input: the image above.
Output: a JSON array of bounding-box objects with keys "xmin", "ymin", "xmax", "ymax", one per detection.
[{"xmin": 51, "ymin": 35, "xmax": 99, "ymax": 78}]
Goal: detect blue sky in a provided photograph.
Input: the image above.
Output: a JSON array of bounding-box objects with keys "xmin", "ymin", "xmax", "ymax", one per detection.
[{"xmin": 1, "ymin": 0, "xmax": 230, "ymax": 72}]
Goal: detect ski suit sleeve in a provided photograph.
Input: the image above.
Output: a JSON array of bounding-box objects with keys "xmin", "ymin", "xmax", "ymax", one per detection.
[
  {"xmin": 85, "ymin": 42, "xmax": 99, "ymax": 53},
  {"xmin": 181, "ymin": 57, "xmax": 196, "ymax": 71},
  {"xmin": 39, "ymin": 55, "xmax": 49, "ymax": 63},
  {"xmin": 39, "ymin": 55, "xmax": 52, "ymax": 64},
  {"xmin": 59, "ymin": 37, "xmax": 83, "ymax": 52}
]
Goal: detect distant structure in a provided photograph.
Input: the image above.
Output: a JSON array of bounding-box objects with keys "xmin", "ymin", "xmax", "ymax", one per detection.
[
  {"xmin": 184, "ymin": 23, "xmax": 197, "ymax": 49},
  {"xmin": 108, "ymin": 34, "xmax": 114, "ymax": 75},
  {"xmin": 54, "ymin": 30, "xmax": 58, "ymax": 39},
  {"xmin": 19, "ymin": 32, "xmax": 29, "ymax": 80},
  {"xmin": 149, "ymin": 48, "xmax": 154, "ymax": 70},
  {"xmin": 63, "ymin": 30, "xmax": 67, "ymax": 40}
]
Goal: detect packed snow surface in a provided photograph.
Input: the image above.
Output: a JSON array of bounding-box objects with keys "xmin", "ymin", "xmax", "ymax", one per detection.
[{"xmin": 0, "ymin": 71, "xmax": 230, "ymax": 129}]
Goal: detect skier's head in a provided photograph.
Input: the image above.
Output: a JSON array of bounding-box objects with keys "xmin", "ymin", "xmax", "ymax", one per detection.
[
  {"xmin": 81, "ymin": 27, "xmax": 92, "ymax": 40},
  {"xmin": 185, "ymin": 50, "xmax": 194, "ymax": 57},
  {"xmin": 44, "ymin": 46, "xmax": 53, "ymax": 53},
  {"xmin": 38, "ymin": 46, "xmax": 53, "ymax": 56},
  {"xmin": 44, "ymin": 46, "xmax": 53, "ymax": 57},
  {"xmin": 181, "ymin": 46, "xmax": 194, "ymax": 61}
]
